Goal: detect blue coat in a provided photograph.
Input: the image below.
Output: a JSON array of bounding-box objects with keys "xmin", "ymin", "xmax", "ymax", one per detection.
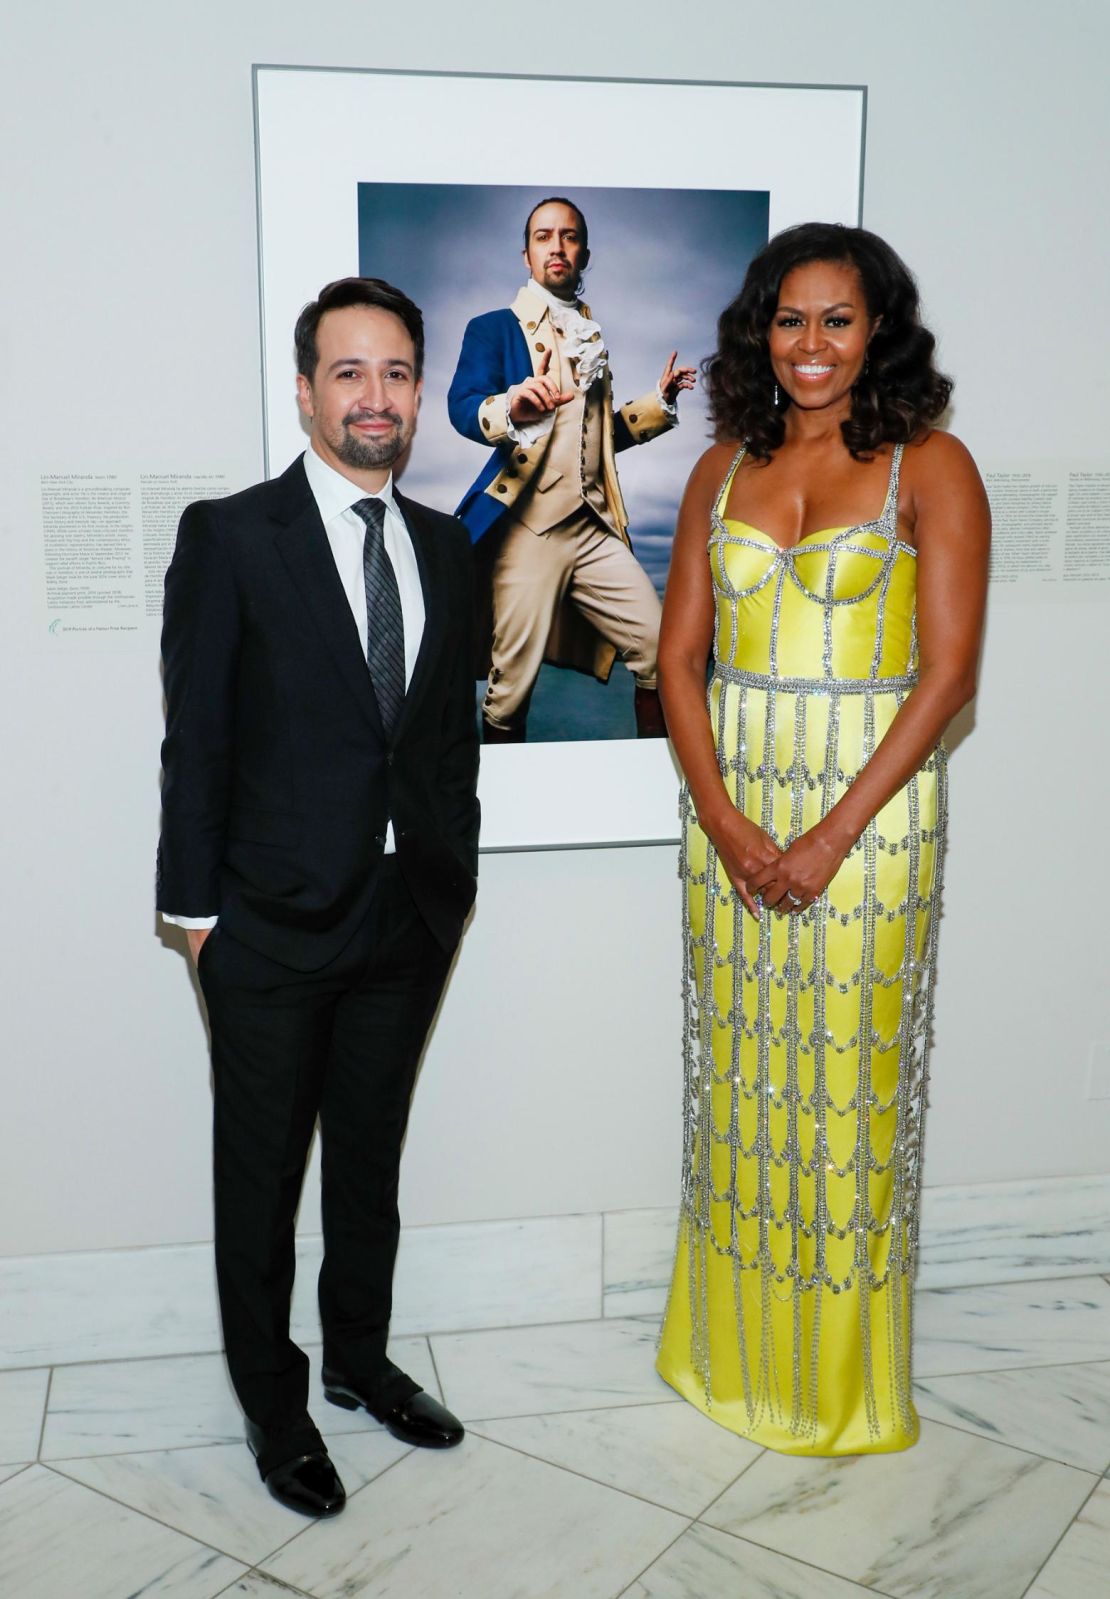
[
  {"xmin": 447, "ymin": 299, "xmax": 658, "ymax": 545},
  {"xmin": 448, "ymin": 309, "xmax": 541, "ymax": 543}
]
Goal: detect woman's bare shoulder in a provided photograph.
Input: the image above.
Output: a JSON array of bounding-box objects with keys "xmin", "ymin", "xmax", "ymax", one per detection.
[
  {"xmin": 901, "ymin": 429, "xmax": 990, "ymax": 553},
  {"xmin": 904, "ymin": 427, "xmax": 981, "ymax": 478},
  {"xmin": 685, "ymin": 439, "xmax": 744, "ymax": 497},
  {"xmin": 902, "ymin": 428, "xmax": 986, "ymax": 506}
]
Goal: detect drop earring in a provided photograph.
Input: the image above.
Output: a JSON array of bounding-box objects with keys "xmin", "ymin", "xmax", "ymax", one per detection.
[{"xmin": 773, "ymin": 381, "xmax": 780, "ymax": 407}]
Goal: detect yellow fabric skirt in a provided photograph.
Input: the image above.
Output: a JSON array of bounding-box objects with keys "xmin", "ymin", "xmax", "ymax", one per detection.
[{"xmin": 656, "ymin": 676, "xmax": 945, "ymax": 1455}]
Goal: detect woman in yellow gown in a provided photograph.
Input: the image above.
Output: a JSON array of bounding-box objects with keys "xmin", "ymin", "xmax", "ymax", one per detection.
[{"xmin": 655, "ymin": 224, "xmax": 991, "ymax": 1455}]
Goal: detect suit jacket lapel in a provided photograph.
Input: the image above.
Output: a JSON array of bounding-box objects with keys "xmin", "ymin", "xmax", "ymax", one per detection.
[
  {"xmin": 510, "ymin": 284, "xmax": 557, "ymax": 384},
  {"xmin": 271, "ymin": 460, "xmax": 384, "ymax": 737}
]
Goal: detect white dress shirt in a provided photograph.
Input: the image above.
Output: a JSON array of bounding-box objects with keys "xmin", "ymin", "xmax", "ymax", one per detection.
[{"xmin": 163, "ymin": 445, "xmax": 426, "ymax": 929}]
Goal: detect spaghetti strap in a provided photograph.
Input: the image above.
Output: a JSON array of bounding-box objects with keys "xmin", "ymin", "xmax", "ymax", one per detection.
[
  {"xmin": 879, "ymin": 443, "xmax": 905, "ymax": 529},
  {"xmin": 715, "ymin": 444, "xmax": 748, "ymax": 518}
]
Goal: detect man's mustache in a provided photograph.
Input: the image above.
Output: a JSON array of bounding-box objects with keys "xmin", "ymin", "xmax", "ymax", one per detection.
[{"xmin": 343, "ymin": 408, "xmax": 403, "ymax": 427}]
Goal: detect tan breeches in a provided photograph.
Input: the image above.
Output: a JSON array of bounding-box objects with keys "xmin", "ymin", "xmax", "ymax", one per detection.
[{"xmin": 483, "ymin": 509, "xmax": 662, "ymax": 729}]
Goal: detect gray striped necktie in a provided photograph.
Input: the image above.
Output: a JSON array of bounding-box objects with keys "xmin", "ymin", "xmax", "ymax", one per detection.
[{"xmin": 352, "ymin": 497, "xmax": 405, "ymax": 736}]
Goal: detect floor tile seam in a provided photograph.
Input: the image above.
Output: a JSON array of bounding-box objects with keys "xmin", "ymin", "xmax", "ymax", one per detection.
[
  {"xmin": 396, "ymin": 1308, "xmax": 612, "ymax": 1342},
  {"xmin": 461, "ymin": 1428, "xmax": 696, "ymax": 1522},
  {"xmin": 14, "ymin": 1311, "xmax": 654, "ymax": 1375},
  {"xmin": 325, "ymin": 1442, "xmax": 414, "ymax": 1515},
  {"xmin": 464, "ymin": 1424, "xmax": 706, "ymax": 1520},
  {"xmin": 690, "ymin": 1446, "xmax": 767, "ymax": 1522},
  {"xmin": 0, "ymin": 1462, "xmax": 33, "ymax": 1489},
  {"xmin": 0, "ymin": 1213, "xmax": 613, "ymax": 1259},
  {"xmin": 35, "ymin": 1367, "xmax": 53, "ymax": 1461},
  {"xmin": 43, "ymin": 1437, "xmax": 417, "ymax": 1564},
  {"xmin": 40, "ymin": 1436, "xmax": 274, "ymax": 1465},
  {"xmin": 251, "ymin": 1445, "xmax": 418, "ymax": 1576},
  {"xmin": 460, "ymin": 1396, "xmax": 683, "ymax": 1425},
  {"xmin": 918, "ymin": 1269, "xmax": 1110, "ymax": 1294},
  {"xmin": 914, "ymin": 1356, "xmax": 1110, "ymax": 1383},
  {"xmin": 908, "ymin": 1408, "xmax": 1110, "ymax": 1476},
  {"xmin": 611, "ymin": 1518, "xmax": 700, "ymax": 1598},
  {"xmin": 690, "ymin": 1515, "xmax": 902, "ymax": 1597},
  {"xmin": 38, "ymin": 1403, "xmax": 688, "ymax": 1465},
  {"xmin": 225, "ymin": 1450, "xmax": 419, "ymax": 1577},
  {"xmin": 917, "ymin": 1352, "xmax": 1110, "ymax": 1379},
  {"xmin": 426, "ymin": 1311, "xmax": 659, "ymax": 1345},
  {"xmin": 24, "ymin": 1345, "xmax": 228, "ymax": 1373},
  {"xmin": 211, "ymin": 1568, "xmax": 314, "ymax": 1599},
  {"xmin": 38, "ymin": 1460, "xmax": 252, "ymax": 1568},
  {"xmin": 1014, "ymin": 1472, "xmax": 1108, "ymax": 1599},
  {"xmin": 917, "ymin": 1415, "xmax": 1101, "ymax": 1479}
]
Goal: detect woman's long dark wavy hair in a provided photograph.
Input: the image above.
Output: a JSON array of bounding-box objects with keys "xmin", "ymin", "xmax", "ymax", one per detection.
[{"xmin": 705, "ymin": 223, "xmax": 952, "ymax": 461}]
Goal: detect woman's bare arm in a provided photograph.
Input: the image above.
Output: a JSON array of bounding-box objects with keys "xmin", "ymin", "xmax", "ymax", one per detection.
[
  {"xmin": 751, "ymin": 430, "xmax": 991, "ymax": 910},
  {"xmin": 659, "ymin": 446, "xmax": 781, "ymax": 916}
]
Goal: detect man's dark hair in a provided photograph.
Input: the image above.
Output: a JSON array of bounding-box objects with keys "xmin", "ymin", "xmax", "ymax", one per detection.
[
  {"xmin": 294, "ymin": 277, "xmax": 425, "ymax": 383},
  {"xmin": 705, "ymin": 222, "xmax": 952, "ymax": 461},
  {"xmin": 523, "ymin": 196, "xmax": 589, "ymax": 253}
]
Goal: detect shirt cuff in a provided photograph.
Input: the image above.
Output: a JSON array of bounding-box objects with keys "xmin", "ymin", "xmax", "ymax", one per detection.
[
  {"xmin": 657, "ymin": 385, "xmax": 678, "ymax": 421},
  {"xmin": 162, "ymin": 912, "xmax": 218, "ymax": 929},
  {"xmin": 505, "ymin": 385, "xmax": 556, "ymax": 447}
]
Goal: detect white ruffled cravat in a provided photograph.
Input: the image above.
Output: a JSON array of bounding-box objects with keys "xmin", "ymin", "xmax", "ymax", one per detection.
[
  {"xmin": 531, "ymin": 282, "xmax": 609, "ymax": 390},
  {"xmin": 505, "ymin": 281, "xmax": 610, "ymax": 445}
]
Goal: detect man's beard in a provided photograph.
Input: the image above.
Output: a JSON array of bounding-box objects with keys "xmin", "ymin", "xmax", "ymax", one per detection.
[
  {"xmin": 540, "ymin": 260, "xmax": 578, "ymax": 299},
  {"xmin": 331, "ymin": 410, "xmax": 411, "ymax": 470}
]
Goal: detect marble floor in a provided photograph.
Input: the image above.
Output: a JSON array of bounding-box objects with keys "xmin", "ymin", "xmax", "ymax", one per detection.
[{"xmin": 2, "ymin": 1276, "xmax": 1109, "ymax": 1599}]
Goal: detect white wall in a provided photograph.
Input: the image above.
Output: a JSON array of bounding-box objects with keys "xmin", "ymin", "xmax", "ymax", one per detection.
[{"xmin": 2, "ymin": 0, "xmax": 1107, "ymax": 1257}]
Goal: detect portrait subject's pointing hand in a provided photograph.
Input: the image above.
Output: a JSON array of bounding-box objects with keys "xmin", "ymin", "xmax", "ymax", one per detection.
[
  {"xmin": 659, "ymin": 350, "xmax": 697, "ymax": 407},
  {"xmin": 508, "ymin": 348, "xmax": 575, "ymax": 427}
]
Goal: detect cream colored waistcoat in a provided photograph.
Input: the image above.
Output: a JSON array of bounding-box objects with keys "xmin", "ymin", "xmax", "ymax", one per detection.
[{"xmin": 513, "ymin": 335, "xmax": 617, "ymax": 536}]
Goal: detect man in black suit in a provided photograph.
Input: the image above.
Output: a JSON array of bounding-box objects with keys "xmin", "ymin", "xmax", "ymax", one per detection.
[{"xmin": 158, "ymin": 277, "xmax": 480, "ymax": 1518}]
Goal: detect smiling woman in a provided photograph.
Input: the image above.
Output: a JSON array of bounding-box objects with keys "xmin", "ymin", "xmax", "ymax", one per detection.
[
  {"xmin": 655, "ymin": 222, "xmax": 991, "ymax": 1456},
  {"xmin": 709, "ymin": 222, "xmax": 952, "ymax": 467}
]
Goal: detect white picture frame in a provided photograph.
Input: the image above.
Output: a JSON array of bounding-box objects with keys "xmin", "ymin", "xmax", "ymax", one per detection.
[{"xmin": 253, "ymin": 67, "xmax": 866, "ymax": 851}]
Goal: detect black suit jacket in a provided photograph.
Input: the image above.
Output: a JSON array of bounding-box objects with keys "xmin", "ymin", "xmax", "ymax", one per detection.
[{"xmin": 157, "ymin": 457, "xmax": 480, "ymax": 971}]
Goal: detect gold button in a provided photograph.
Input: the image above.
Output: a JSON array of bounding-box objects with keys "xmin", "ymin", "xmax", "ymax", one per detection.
[
  {"xmin": 535, "ymin": 342, "xmax": 545, "ymax": 353},
  {"xmin": 526, "ymin": 320, "xmax": 537, "ymax": 331},
  {"xmin": 481, "ymin": 418, "xmax": 491, "ymax": 432},
  {"xmin": 485, "ymin": 395, "xmax": 496, "ymax": 405}
]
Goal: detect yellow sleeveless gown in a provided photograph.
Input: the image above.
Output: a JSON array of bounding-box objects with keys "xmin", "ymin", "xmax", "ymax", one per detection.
[{"xmin": 656, "ymin": 442, "xmax": 945, "ymax": 1455}]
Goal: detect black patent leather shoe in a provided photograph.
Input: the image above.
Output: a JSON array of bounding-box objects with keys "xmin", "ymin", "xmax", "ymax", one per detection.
[
  {"xmin": 246, "ymin": 1422, "xmax": 346, "ymax": 1517},
  {"xmin": 322, "ymin": 1371, "xmax": 465, "ymax": 1448}
]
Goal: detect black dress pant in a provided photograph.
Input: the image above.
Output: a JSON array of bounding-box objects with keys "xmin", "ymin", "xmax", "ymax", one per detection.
[{"xmin": 198, "ymin": 859, "xmax": 453, "ymax": 1456}]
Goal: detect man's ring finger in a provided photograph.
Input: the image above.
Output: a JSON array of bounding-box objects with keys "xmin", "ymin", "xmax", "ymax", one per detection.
[{"xmin": 786, "ymin": 891, "xmax": 803, "ymax": 906}]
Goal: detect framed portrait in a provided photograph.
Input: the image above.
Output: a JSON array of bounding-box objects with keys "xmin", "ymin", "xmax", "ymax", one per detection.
[{"xmin": 253, "ymin": 67, "xmax": 866, "ymax": 850}]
